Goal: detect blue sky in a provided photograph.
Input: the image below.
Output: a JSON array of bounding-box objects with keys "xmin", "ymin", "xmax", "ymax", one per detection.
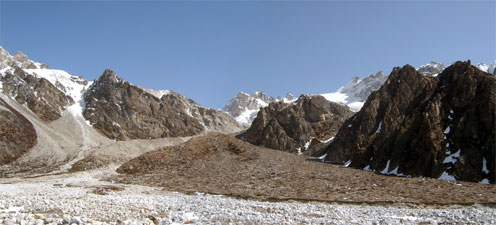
[{"xmin": 1, "ymin": 1, "xmax": 495, "ymax": 109}]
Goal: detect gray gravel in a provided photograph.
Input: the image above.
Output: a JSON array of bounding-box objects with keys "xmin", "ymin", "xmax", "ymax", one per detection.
[{"xmin": 0, "ymin": 169, "xmax": 495, "ymax": 225}]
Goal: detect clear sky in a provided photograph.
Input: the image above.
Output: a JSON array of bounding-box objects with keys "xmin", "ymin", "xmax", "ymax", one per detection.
[{"xmin": 1, "ymin": 1, "xmax": 495, "ymax": 109}]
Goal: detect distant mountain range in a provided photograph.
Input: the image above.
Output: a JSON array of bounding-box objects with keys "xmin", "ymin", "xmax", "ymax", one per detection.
[
  {"xmin": 223, "ymin": 60, "xmax": 496, "ymax": 127},
  {"xmin": 0, "ymin": 46, "xmax": 494, "ymax": 184}
]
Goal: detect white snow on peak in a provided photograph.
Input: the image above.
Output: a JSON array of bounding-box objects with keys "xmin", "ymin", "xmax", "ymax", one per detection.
[
  {"xmin": 476, "ymin": 60, "xmax": 496, "ymax": 74},
  {"xmin": 23, "ymin": 69, "xmax": 91, "ymax": 118},
  {"xmin": 417, "ymin": 62, "xmax": 446, "ymax": 77},
  {"xmin": 256, "ymin": 98, "xmax": 268, "ymax": 107},
  {"xmin": 476, "ymin": 63, "xmax": 489, "ymax": 73},
  {"xmin": 320, "ymin": 71, "xmax": 387, "ymax": 112},
  {"xmin": 320, "ymin": 92, "xmax": 348, "ymax": 105},
  {"xmin": 223, "ymin": 91, "xmax": 295, "ymax": 127}
]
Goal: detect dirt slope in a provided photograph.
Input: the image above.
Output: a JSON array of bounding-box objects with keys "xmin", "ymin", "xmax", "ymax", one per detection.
[{"xmin": 115, "ymin": 133, "xmax": 496, "ymax": 205}]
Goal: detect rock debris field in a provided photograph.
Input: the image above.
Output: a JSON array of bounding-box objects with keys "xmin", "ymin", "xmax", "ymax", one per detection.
[{"xmin": 0, "ymin": 168, "xmax": 494, "ymax": 225}]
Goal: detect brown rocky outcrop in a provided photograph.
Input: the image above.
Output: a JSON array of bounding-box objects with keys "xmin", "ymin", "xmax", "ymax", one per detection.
[
  {"xmin": 316, "ymin": 61, "xmax": 495, "ymax": 183},
  {"xmin": 238, "ymin": 95, "xmax": 354, "ymax": 154},
  {"xmin": 159, "ymin": 90, "xmax": 243, "ymax": 134},
  {"xmin": 83, "ymin": 69, "xmax": 241, "ymax": 140},
  {"xmin": 1, "ymin": 68, "xmax": 73, "ymax": 121},
  {"xmin": 0, "ymin": 98, "xmax": 37, "ymax": 165}
]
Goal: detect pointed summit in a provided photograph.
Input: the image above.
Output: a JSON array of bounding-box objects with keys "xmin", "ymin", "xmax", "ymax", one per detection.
[{"xmin": 95, "ymin": 68, "xmax": 125, "ymax": 85}]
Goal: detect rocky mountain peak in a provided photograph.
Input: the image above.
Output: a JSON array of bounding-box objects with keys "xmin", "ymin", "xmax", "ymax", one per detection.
[
  {"xmin": 0, "ymin": 46, "xmax": 48, "ymax": 70},
  {"xmin": 13, "ymin": 51, "xmax": 29, "ymax": 62},
  {"xmin": 84, "ymin": 69, "xmax": 241, "ymax": 140},
  {"xmin": 317, "ymin": 61, "xmax": 495, "ymax": 184},
  {"xmin": 286, "ymin": 93, "xmax": 294, "ymax": 99},
  {"xmin": 95, "ymin": 68, "xmax": 125, "ymax": 85},
  {"xmin": 252, "ymin": 91, "xmax": 273, "ymax": 102},
  {"xmin": 238, "ymin": 94, "xmax": 354, "ymax": 155}
]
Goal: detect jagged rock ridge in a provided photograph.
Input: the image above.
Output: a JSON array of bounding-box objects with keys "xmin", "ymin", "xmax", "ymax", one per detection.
[
  {"xmin": 238, "ymin": 95, "xmax": 353, "ymax": 155},
  {"xmin": 0, "ymin": 47, "xmax": 48, "ymax": 70},
  {"xmin": 315, "ymin": 61, "xmax": 495, "ymax": 184}
]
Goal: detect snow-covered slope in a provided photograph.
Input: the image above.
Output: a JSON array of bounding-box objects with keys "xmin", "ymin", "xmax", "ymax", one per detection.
[
  {"xmin": 320, "ymin": 71, "xmax": 388, "ymax": 112},
  {"xmin": 476, "ymin": 60, "xmax": 496, "ymax": 75},
  {"xmin": 0, "ymin": 47, "xmax": 91, "ymax": 121},
  {"xmin": 222, "ymin": 91, "xmax": 295, "ymax": 127},
  {"xmin": 23, "ymin": 69, "xmax": 92, "ymax": 118}
]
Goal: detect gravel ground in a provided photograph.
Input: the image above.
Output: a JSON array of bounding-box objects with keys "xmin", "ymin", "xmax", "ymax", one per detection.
[{"xmin": 0, "ymin": 169, "xmax": 495, "ymax": 225}]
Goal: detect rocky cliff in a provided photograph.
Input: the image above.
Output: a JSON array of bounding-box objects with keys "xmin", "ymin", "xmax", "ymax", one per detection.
[
  {"xmin": 238, "ymin": 95, "xmax": 353, "ymax": 154},
  {"xmin": 315, "ymin": 61, "xmax": 495, "ymax": 183},
  {"xmin": 83, "ymin": 69, "xmax": 241, "ymax": 140}
]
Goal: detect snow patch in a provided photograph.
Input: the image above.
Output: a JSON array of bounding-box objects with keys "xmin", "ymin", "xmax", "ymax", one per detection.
[
  {"xmin": 235, "ymin": 109, "xmax": 259, "ymax": 125},
  {"xmin": 480, "ymin": 179, "xmax": 490, "ymax": 184},
  {"xmin": 319, "ymin": 153, "xmax": 327, "ymax": 161},
  {"xmin": 296, "ymin": 147, "xmax": 302, "ymax": 155},
  {"xmin": 323, "ymin": 137, "xmax": 335, "ymax": 143},
  {"xmin": 344, "ymin": 160, "xmax": 352, "ymax": 167},
  {"xmin": 304, "ymin": 139, "xmax": 312, "ymax": 150},
  {"xmin": 380, "ymin": 160, "xmax": 391, "ymax": 174},
  {"xmin": 439, "ymin": 171, "xmax": 456, "ymax": 181},
  {"xmin": 23, "ymin": 69, "xmax": 92, "ymax": 121},
  {"xmin": 320, "ymin": 92, "xmax": 348, "ymax": 104},
  {"xmin": 375, "ymin": 120, "xmax": 382, "ymax": 133},
  {"xmin": 255, "ymin": 98, "xmax": 268, "ymax": 107},
  {"xmin": 141, "ymin": 88, "xmax": 170, "ymax": 99},
  {"xmin": 363, "ymin": 165, "xmax": 372, "ymax": 172},
  {"xmin": 443, "ymin": 150, "xmax": 460, "ymax": 164},
  {"xmin": 347, "ymin": 102, "xmax": 364, "ymax": 112},
  {"xmin": 482, "ymin": 157, "xmax": 489, "ymax": 173}
]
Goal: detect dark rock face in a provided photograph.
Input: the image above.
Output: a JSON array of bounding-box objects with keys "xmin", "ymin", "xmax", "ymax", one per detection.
[
  {"xmin": 83, "ymin": 69, "xmax": 241, "ymax": 140},
  {"xmin": 1, "ymin": 68, "xmax": 73, "ymax": 121},
  {"xmin": 238, "ymin": 95, "xmax": 354, "ymax": 154},
  {"xmin": 317, "ymin": 61, "xmax": 495, "ymax": 183},
  {"xmin": 83, "ymin": 69, "xmax": 204, "ymax": 140},
  {"xmin": 0, "ymin": 98, "xmax": 37, "ymax": 165}
]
